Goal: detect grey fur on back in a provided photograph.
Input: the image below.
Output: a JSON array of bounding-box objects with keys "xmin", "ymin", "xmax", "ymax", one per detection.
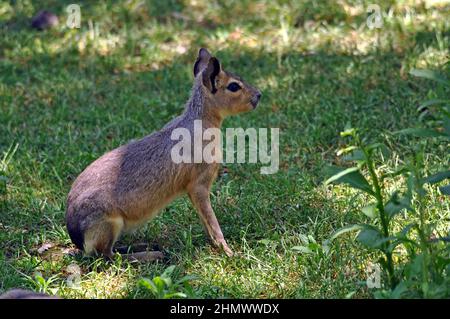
[{"xmin": 0, "ymin": 289, "xmax": 59, "ymax": 299}]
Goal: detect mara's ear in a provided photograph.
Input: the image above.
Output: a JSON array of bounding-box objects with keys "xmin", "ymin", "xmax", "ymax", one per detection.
[
  {"xmin": 193, "ymin": 48, "xmax": 212, "ymax": 77},
  {"xmin": 202, "ymin": 57, "xmax": 221, "ymax": 94}
]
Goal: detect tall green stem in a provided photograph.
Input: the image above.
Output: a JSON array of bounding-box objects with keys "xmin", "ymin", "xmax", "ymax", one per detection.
[
  {"xmin": 357, "ymin": 135, "xmax": 397, "ymax": 289},
  {"xmin": 412, "ymin": 150, "xmax": 430, "ymax": 297}
]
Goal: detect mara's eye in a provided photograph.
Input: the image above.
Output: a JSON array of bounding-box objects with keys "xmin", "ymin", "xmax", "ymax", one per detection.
[{"xmin": 227, "ymin": 82, "xmax": 241, "ymax": 92}]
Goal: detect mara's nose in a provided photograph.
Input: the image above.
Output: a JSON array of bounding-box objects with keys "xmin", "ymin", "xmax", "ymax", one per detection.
[{"xmin": 251, "ymin": 91, "xmax": 261, "ymax": 108}]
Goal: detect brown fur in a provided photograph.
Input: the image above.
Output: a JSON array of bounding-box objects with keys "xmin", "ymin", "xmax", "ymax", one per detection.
[
  {"xmin": 0, "ymin": 289, "xmax": 59, "ymax": 299},
  {"xmin": 66, "ymin": 48, "xmax": 261, "ymax": 259},
  {"xmin": 31, "ymin": 10, "xmax": 59, "ymax": 30}
]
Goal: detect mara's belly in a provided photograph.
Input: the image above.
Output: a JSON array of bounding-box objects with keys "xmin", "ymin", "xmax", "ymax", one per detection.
[{"xmin": 119, "ymin": 191, "xmax": 183, "ymax": 233}]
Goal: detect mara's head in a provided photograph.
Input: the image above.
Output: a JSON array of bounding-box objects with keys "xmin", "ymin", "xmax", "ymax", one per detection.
[{"xmin": 193, "ymin": 48, "xmax": 261, "ymax": 117}]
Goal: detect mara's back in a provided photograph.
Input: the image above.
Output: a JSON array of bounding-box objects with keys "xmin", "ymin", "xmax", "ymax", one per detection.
[{"xmin": 66, "ymin": 124, "xmax": 190, "ymax": 229}]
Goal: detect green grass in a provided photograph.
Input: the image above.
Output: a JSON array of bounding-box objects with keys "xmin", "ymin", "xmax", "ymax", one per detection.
[{"xmin": 0, "ymin": 0, "xmax": 449, "ymax": 298}]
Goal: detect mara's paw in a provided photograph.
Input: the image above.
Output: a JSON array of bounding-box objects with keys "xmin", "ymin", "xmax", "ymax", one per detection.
[{"xmin": 220, "ymin": 243, "xmax": 234, "ymax": 257}]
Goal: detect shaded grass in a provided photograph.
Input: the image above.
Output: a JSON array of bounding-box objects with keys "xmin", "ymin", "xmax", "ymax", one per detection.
[{"xmin": 0, "ymin": 0, "xmax": 449, "ymax": 298}]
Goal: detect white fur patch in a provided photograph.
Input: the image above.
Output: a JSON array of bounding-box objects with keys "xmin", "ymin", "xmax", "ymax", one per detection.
[{"xmin": 83, "ymin": 216, "xmax": 124, "ymax": 255}]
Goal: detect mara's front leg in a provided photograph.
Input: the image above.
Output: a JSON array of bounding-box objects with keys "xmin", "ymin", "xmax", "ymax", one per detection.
[{"xmin": 188, "ymin": 185, "xmax": 233, "ymax": 257}]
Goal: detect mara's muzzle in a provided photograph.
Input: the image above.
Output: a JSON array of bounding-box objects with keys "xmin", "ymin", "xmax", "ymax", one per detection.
[{"xmin": 251, "ymin": 91, "xmax": 262, "ymax": 109}]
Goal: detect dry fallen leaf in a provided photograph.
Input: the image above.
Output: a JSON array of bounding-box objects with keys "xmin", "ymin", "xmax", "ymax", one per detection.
[{"xmin": 37, "ymin": 243, "xmax": 54, "ymax": 254}]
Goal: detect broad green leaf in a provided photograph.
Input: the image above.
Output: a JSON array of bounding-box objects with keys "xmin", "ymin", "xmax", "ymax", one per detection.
[
  {"xmin": 391, "ymin": 282, "xmax": 408, "ymax": 299},
  {"xmin": 424, "ymin": 170, "xmax": 450, "ymax": 184},
  {"xmin": 325, "ymin": 166, "xmax": 375, "ymax": 196},
  {"xmin": 164, "ymin": 292, "xmax": 187, "ymax": 299},
  {"xmin": 395, "ymin": 128, "xmax": 446, "ymax": 138},
  {"xmin": 162, "ymin": 265, "xmax": 176, "ymax": 278},
  {"xmin": 343, "ymin": 149, "xmax": 365, "ymax": 162},
  {"xmin": 357, "ymin": 227, "xmax": 381, "ymax": 248},
  {"xmin": 35, "ymin": 274, "xmax": 46, "ymax": 286},
  {"xmin": 325, "ymin": 166, "xmax": 359, "ymax": 183},
  {"xmin": 356, "ymin": 227, "xmax": 387, "ymax": 249},
  {"xmin": 385, "ymin": 193, "xmax": 411, "ymax": 219},
  {"xmin": 161, "ymin": 276, "xmax": 172, "ymax": 288},
  {"xmin": 405, "ymin": 254, "xmax": 424, "ymax": 277},
  {"xmin": 139, "ymin": 278, "xmax": 158, "ymax": 294},
  {"xmin": 152, "ymin": 276, "xmax": 166, "ymax": 291},
  {"xmin": 330, "ymin": 224, "xmax": 364, "ymax": 241},
  {"xmin": 410, "ymin": 69, "xmax": 449, "ymax": 86},
  {"xmin": 440, "ymin": 184, "xmax": 450, "ymax": 195},
  {"xmin": 362, "ymin": 204, "xmax": 377, "ymax": 219}
]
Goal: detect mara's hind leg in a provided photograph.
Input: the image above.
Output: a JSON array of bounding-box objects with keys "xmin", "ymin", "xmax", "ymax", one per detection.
[
  {"xmin": 83, "ymin": 216, "xmax": 124, "ymax": 259},
  {"xmin": 83, "ymin": 216, "xmax": 163, "ymax": 262}
]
